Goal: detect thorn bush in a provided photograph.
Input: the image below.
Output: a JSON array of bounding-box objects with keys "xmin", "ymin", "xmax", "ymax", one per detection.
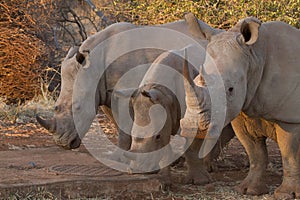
[{"xmin": 0, "ymin": 0, "xmax": 47, "ymax": 104}]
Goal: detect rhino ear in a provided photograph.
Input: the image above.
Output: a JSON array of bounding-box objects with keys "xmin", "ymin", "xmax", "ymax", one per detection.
[
  {"xmin": 76, "ymin": 52, "xmax": 85, "ymax": 64},
  {"xmin": 141, "ymin": 89, "xmax": 159, "ymax": 102},
  {"xmin": 113, "ymin": 88, "xmax": 137, "ymax": 99},
  {"xmin": 76, "ymin": 50, "xmax": 90, "ymax": 67},
  {"xmin": 65, "ymin": 46, "xmax": 80, "ymax": 60},
  {"xmin": 240, "ymin": 17, "xmax": 261, "ymax": 45}
]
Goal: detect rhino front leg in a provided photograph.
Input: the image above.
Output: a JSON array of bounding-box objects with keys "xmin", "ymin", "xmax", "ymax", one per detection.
[
  {"xmin": 101, "ymin": 105, "xmax": 132, "ymax": 150},
  {"xmin": 204, "ymin": 124, "xmax": 235, "ymax": 172},
  {"xmin": 274, "ymin": 124, "xmax": 300, "ymax": 200},
  {"xmin": 118, "ymin": 129, "xmax": 132, "ymax": 150},
  {"xmin": 184, "ymin": 138, "xmax": 212, "ymax": 185},
  {"xmin": 231, "ymin": 115, "xmax": 269, "ymax": 195}
]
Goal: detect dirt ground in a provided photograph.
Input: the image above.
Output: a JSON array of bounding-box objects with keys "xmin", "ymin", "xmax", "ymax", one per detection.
[{"xmin": 0, "ymin": 112, "xmax": 284, "ymax": 199}]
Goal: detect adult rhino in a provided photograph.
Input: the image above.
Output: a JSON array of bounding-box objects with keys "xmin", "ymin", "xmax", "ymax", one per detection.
[
  {"xmin": 36, "ymin": 13, "xmax": 214, "ymax": 150},
  {"xmin": 121, "ymin": 44, "xmax": 235, "ymax": 184},
  {"xmin": 181, "ymin": 17, "xmax": 300, "ymax": 199}
]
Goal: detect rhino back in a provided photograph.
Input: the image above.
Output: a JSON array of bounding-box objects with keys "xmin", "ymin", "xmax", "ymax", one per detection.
[{"xmin": 78, "ymin": 19, "xmax": 207, "ymax": 108}]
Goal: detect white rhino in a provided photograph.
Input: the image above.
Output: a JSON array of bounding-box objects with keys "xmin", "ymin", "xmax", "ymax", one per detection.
[
  {"xmin": 181, "ymin": 17, "xmax": 300, "ymax": 199},
  {"xmin": 123, "ymin": 44, "xmax": 234, "ymax": 184},
  {"xmin": 36, "ymin": 13, "xmax": 216, "ymax": 149}
]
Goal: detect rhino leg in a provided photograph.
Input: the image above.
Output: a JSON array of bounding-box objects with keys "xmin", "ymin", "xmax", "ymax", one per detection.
[
  {"xmin": 184, "ymin": 138, "xmax": 212, "ymax": 185},
  {"xmin": 274, "ymin": 124, "xmax": 300, "ymax": 199},
  {"xmin": 101, "ymin": 106, "xmax": 132, "ymax": 150},
  {"xmin": 118, "ymin": 129, "xmax": 132, "ymax": 150},
  {"xmin": 204, "ymin": 124, "xmax": 235, "ymax": 172},
  {"xmin": 231, "ymin": 115, "xmax": 269, "ymax": 195}
]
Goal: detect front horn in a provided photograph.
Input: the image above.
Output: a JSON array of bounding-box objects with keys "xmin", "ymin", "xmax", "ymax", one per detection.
[{"xmin": 36, "ymin": 115, "xmax": 56, "ymax": 133}]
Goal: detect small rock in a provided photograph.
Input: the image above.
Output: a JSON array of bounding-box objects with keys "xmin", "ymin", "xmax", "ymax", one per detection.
[
  {"xmin": 8, "ymin": 144, "xmax": 23, "ymax": 150},
  {"xmin": 26, "ymin": 144, "xmax": 36, "ymax": 148},
  {"xmin": 205, "ymin": 183, "xmax": 215, "ymax": 192},
  {"xmin": 28, "ymin": 161, "xmax": 37, "ymax": 168}
]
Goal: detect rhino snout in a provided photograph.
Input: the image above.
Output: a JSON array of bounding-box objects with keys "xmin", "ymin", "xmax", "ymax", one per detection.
[
  {"xmin": 55, "ymin": 134, "xmax": 81, "ymax": 150},
  {"xmin": 123, "ymin": 150, "xmax": 162, "ymax": 174},
  {"xmin": 68, "ymin": 135, "xmax": 81, "ymax": 149}
]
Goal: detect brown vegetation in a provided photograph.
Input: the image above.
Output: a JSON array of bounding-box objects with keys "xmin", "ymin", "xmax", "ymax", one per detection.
[{"xmin": 0, "ymin": 0, "xmax": 47, "ymax": 104}]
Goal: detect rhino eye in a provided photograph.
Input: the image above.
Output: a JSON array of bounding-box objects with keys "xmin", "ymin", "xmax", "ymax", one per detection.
[
  {"xmin": 228, "ymin": 87, "xmax": 234, "ymax": 92},
  {"xmin": 54, "ymin": 105, "xmax": 60, "ymax": 112},
  {"xmin": 155, "ymin": 134, "xmax": 161, "ymax": 140}
]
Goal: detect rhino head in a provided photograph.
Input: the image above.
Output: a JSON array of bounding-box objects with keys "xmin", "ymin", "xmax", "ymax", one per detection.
[
  {"xmin": 130, "ymin": 84, "xmax": 181, "ymax": 151},
  {"xmin": 180, "ymin": 17, "xmax": 265, "ymax": 155},
  {"xmin": 121, "ymin": 83, "xmax": 181, "ymax": 172},
  {"xmin": 36, "ymin": 47, "xmax": 89, "ymax": 149}
]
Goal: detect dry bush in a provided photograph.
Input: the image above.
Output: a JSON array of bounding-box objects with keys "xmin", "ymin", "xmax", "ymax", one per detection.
[
  {"xmin": 0, "ymin": 0, "xmax": 90, "ymax": 104},
  {"xmin": 0, "ymin": 0, "xmax": 47, "ymax": 104}
]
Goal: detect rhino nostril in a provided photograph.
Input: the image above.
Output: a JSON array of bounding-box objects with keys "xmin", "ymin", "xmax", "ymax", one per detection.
[
  {"xmin": 54, "ymin": 105, "xmax": 60, "ymax": 112},
  {"xmin": 69, "ymin": 136, "xmax": 81, "ymax": 149}
]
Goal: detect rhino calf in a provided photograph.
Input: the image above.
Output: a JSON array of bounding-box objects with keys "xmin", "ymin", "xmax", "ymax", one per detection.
[
  {"xmin": 125, "ymin": 44, "xmax": 234, "ymax": 184},
  {"xmin": 181, "ymin": 17, "xmax": 300, "ymax": 199}
]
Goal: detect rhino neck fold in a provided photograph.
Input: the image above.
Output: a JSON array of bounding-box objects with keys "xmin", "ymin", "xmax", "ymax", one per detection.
[
  {"xmin": 97, "ymin": 70, "xmax": 109, "ymax": 107},
  {"xmin": 241, "ymin": 24, "xmax": 267, "ymax": 113}
]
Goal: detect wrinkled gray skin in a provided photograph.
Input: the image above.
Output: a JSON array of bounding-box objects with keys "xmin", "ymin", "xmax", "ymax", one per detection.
[
  {"xmin": 36, "ymin": 13, "xmax": 215, "ymax": 150},
  {"xmin": 128, "ymin": 44, "xmax": 235, "ymax": 184},
  {"xmin": 181, "ymin": 17, "xmax": 300, "ymax": 199}
]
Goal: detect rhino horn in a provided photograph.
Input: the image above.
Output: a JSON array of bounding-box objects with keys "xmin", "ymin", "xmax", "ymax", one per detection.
[
  {"xmin": 182, "ymin": 48, "xmax": 195, "ymax": 88},
  {"xmin": 183, "ymin": 49, "xmax": 205, "ymax": 111},
  {"xmin": 182, "ymin": 49, "xmax": 202, "ymax": 110},
  {"xmin": 198, "ymin": 65, "xmax": 207, "ymax": 86},
  {"xmin": 36, "ymin": 115, "xmax": 56, "ymax": 133}
]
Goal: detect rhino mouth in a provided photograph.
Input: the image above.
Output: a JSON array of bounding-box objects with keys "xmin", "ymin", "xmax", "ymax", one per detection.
[
  {"xmin": 123, "ymin": 151, "xmax": 162, "ymax": 174},
  {"xmin": 57, "ymin": 134, "xmax": 81, "ymax": 150}
]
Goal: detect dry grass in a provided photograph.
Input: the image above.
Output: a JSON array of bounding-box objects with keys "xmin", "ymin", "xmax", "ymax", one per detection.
[
  {"xmin": 0, "ymin": 94, "xmax": 55, "ymax": 124},
  {"xmin": 98, "ymin": 0, "xmax": 299, "ymax": 28},
  {"xmin": 6, "ymin": 183, "xmax": 276, "ymax": 200}
]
